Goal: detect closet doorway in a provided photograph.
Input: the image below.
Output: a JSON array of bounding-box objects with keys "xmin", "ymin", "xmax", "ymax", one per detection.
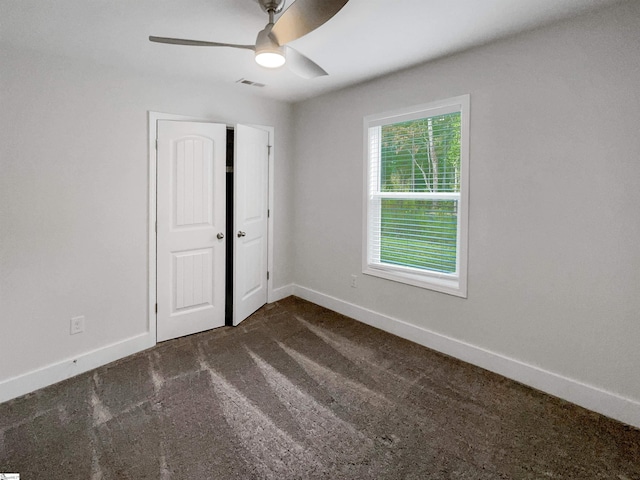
[{"xmin": 148, "ymin": 112, "xmax": 273, "ymax": 342}]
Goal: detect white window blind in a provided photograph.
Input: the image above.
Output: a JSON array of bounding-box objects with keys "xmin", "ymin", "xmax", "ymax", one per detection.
[{"xmin": 363, "ymin": 96, "xmax": 469, "ymax": 296}]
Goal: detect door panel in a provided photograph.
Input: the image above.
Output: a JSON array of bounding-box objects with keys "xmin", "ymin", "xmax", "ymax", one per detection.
[
  {"xmin": 233, "ymin": 124, "xmax": 269, "ymax": 325},
  {"xmin": 174, "ymin": 137, "xmax": 212, "ymax": 227},
  {"xmin": 173, "ymin": 248, "xmax": 213, "ymax": 310},
  {"xmin": 157, "ymin": 121, "xmax": 226, "ymax": 341}
]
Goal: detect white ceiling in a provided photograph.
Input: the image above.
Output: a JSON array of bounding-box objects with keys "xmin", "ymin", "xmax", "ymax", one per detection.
[{"xmin": 1, "ymin": 0, "xmax": 623, "ymax": 102}]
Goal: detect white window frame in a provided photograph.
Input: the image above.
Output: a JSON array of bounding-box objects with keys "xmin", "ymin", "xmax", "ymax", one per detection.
[{"xmin": 362, "ymin": 95, "xmax": 470, "ymax": 297}]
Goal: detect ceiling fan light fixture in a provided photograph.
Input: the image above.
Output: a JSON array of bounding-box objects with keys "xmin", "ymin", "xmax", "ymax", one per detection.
[
  {"xmin": 254, "ymin": 24, "xmax": 286, "ymax": 69},
  {"xmin": 255, "ymin": 49, "xmax": 286, "ymax": 68}
]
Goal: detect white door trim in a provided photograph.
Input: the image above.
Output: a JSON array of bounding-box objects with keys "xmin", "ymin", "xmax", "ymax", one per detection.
[
  {"xmin": 148, "ymin": 111, "xmax": 275, "ymax": 342},
  {"xmin": 246, "ymin": 124, "xmax": 275, "ymax": 303}
]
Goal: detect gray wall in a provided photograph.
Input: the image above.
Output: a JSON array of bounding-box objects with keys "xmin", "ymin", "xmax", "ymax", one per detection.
[
  {"xmin": 0, "ymin": 45, "xmax": 294, "ymax": 383},
  {"xmin": 291, "ymin": 2, "xmax": 640, "ymax": 403}
]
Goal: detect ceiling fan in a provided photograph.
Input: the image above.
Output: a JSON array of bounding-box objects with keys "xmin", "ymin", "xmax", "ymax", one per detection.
[{"xmin": 149, "ymin": 0, "xmax": 349, "ymax": 79}]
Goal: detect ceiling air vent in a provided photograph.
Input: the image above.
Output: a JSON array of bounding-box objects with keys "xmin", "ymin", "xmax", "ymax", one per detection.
[{"xmin": 236, "ymin": 78, "xmax": 266, "ymax": 88}]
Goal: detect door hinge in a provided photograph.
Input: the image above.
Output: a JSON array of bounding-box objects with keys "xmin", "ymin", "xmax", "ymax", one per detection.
[
  {"xmin": 267, "ymin": 209, "xmax": 270, "ymax": 218},
  {"xmin": 267, "ymin": 145, "xmax": 272, "ymax": 156},
  {"xmin": 155, "ymin": 221, "xmax": 157, "ymax": 232},
  {"xmin": 155, "ymin": 303, "xmax": 158, "ymax": 313},
  {"xmin": 267, "ymin": 271, "xmax": 270, "ymax": 280},
  {"xmin": 155, "ymin": 139, "xmax": 158, "ymax": 150}
]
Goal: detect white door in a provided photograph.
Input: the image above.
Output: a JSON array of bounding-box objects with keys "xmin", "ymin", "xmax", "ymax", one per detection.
[
  {"xmin": 157, "ymin": 121, "xmax": 227, "ymax": 342},
  {"xmin": 233, "ymin": 124, "xmax": 269, "ymax": 325}
]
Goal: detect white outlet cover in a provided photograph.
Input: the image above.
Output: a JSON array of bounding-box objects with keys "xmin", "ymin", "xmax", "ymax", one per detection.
[{"xmin": 70, "ymin": 315, "xmax": 85, "ymax": 335}]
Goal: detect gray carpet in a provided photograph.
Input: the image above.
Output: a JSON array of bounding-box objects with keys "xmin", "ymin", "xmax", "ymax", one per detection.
[{"xmin": 1, "ymin": 296, "xmax": 639, "ymax": 479}]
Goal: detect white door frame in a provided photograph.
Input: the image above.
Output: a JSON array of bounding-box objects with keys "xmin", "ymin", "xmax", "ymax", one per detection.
[{"xmin": 147, "ymin": 111, "xmax": 275, "ymax": 342}]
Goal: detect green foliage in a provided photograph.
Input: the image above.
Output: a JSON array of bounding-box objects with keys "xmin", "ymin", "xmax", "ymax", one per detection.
[
  {"xmin": 380, "ymin": 112, "xmax": 461, "ymax": 193},
  {"xmin": 378, "ymin": 113, "xmax": 461, "ymax": 273},
  {"xmin": 380, "ymin": 199, "xmax": 458, "ymax": 273}
]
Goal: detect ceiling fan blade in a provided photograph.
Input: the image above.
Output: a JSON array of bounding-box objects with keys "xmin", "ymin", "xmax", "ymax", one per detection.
[
  {"xmin": 285, "ymin": 46, "xmax": 328, "ymax": 79},
  {"xmin": 149, "ymin": 36, "xmax": 255, "ymax": 50},
  {"xmin": 270, "ymin": 0, "xmax": 349, "ymax": 46}
]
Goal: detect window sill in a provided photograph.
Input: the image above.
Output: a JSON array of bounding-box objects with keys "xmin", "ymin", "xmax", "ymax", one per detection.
[{"xmin": 363, "ymin": 264, "xmax": 467, "ymax": 298}]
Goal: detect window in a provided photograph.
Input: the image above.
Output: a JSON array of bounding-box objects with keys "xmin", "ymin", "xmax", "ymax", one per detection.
[{"xmin": 363, "ymin": 95, "xmax": 469, "ymax": 297}]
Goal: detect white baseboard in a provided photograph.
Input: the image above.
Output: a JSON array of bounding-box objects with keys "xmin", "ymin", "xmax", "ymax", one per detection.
[
  {"xmin": 269, "ymin": 283, "xmax": 295, "ymax": 303},
  {"xmin": 1, "ymin": 284, "xmax": 290, "ymax": 404},
  {"xmin": 0, "ymin": 332, "xmax": 155, "ymax": 404},
  {"xmin": 293, "ymin": 285, "xmax": 640, "ymax": 429}
]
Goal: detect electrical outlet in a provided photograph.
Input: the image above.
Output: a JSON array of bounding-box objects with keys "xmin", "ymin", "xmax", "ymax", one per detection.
[
  {"xmin": 350, "ymin": 274, "xmax": 358, "ymax": 288},
  {"xmin": 70, "ymin": 315, "xmax": 85, "ymax": 335}
]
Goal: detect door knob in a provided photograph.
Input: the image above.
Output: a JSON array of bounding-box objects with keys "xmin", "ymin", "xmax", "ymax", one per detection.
[
  {"xmin": 216, "ymin": 233, "xmax": 224, "ymax": 239},
  {"xmin": 237, "ymin": 231, "xmax": 246, "ymax": 237}
]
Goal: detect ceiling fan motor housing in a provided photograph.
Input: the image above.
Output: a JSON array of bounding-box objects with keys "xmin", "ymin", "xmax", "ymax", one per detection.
[{"xmin": 258, "ymin": 0, "xmax": 285, "ymax": 14}]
